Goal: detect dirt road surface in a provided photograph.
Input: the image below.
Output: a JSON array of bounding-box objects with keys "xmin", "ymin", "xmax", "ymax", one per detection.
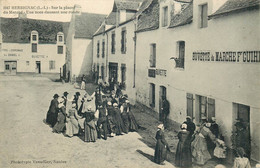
[{"xmin": 0, "ymin": 76, "xmax": 175, "ymax": 168}]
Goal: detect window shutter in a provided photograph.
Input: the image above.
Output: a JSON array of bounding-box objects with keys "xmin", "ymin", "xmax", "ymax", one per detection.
[
  {"xmin": 186, "ymin": 93, "xmax": 194, "ymax": 119},
  {"xmin": 207, "ymin": 98, "xmax": 215, "ymax": 120},
  {"xmin": 121, "ymin": 31, "xmax": 123, "ymax": 53},
  {"xmin": 153, "ymin": 44, "xmax": 156, "ymax": 67},
  {"xmin": 150, "ymin": 45, "xmax": 153, "ymax": 67},
  {"xmin": 125, "ymin": 30, "xmax": 127, "ymax": 53}
]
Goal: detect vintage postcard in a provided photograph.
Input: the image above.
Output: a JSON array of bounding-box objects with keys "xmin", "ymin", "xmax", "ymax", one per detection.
[{"xmin": 0, "ymin": 0, "xmax": 259, "ymax": 167}]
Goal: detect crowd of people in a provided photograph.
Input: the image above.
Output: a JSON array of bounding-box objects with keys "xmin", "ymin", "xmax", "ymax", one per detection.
[
  {"xmin": 46, "ymin": 77, "xmax": 252, "ymax": 168},
  {"xmin": 45, "ymin": 86, "xmax": 139, "ymax": 143},
  {"xmin": 154, "ymin": 117, "xmax": 251, "ymax": 168}
]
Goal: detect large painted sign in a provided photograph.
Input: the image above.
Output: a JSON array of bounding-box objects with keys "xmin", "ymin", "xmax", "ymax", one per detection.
[{"xmin": 192, "ymin": 51, "xmax": 260, "ymax": 63}]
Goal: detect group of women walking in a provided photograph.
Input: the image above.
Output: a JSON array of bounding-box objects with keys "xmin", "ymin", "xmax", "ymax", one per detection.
[
  {"xmin": 46, "ymin": 88, "xmax": 139, "ymax": 143},
  {"xmin": 154, "ymin": 116, "xmax": 226, "ymax": 167}
]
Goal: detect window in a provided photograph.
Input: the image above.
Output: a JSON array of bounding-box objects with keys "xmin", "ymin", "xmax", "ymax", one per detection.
[
  {"xmin": 49, "ymin": 60, "xmax": 55, "ymax": 70},
  {"xmin": 97, "ymin": 64, "xmax": 100, "ymax": 77},
  {"xmin": 162, "ymin": 6, "xmax": 168, "ymax": 27},
  {"xmin": 101, "ymin": 65, "xmax": 105, "ymax": 80},
  {"xmin": 102, "ymin": 40, "xmax": 105, "ymax": 58},
  {"xmin": 199, "ymin": 4, "xmax": 208, "ymax": 28},
  {"xmin": 150, "ymin": 43, "xmax": 156, "ymax": 67},
  {"xmin": 149, "ymin": 83, "xmax": 155, "ymax": 107},
  {"xmin": 32, "ymin": 43, "xmax": 37, "ymax": 52},
  {"xmin": 58, "ymin": 36, "xmax": 63, "ymax": 42},
  {"xmin": 32, "ymin": 35, "xmax": 37, "ymax": 41},
  {"xmin": 57, "ymin": 46, "xmax": 63, "ymax": 54},
  {"xmin": 5, "ymin": 64, "xmax": 9, "ymax": 70},
  {"xmin": 196, "ymin": 95, "xmax": 215, "ymax": 122},
  {"xmin": 111, "ymin": 32, "xmax": 115, "ymax": 54},
  {"xmin": 176, "ymin": 41, "xmax": 185, "ymax": 68},
  {"xmin": 26, "ymin": 61, "xmax": 30, "ymax": 66},
  {"xmin": 97, "ymin": 41, "xmax": 100, "ymax": 58},
  {"xmin": 31, "ymin": 31, "xmax": 38, "ymax": 42},
  {"xmin": 121, "ymin": 28, "xmax": 126, "ymax": 54},
  {"xmin": 121, "ymin": 64, "xmax": 126, "ymax": 90}
]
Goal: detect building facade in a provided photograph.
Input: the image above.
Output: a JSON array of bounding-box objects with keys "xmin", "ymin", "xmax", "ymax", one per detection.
[
  {"xmin": 93, "ymin": 0, "xmax": 145, "ymax": 102},
  {"xmin": 135, "ymin": 0, "xmax": 260, "ymax": 162},
  {"xmin": 65, "ymin": 9, "xmax": 105, "ymax": 82},
  {"xmin": 0, "ymin": 17, "xmax": 69, "ymax": 75}
]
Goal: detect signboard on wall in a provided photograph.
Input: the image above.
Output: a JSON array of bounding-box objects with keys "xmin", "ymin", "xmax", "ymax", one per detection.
[{"xmin": 192, "ymin": 51, "xmax": 260, "ymax": 63}]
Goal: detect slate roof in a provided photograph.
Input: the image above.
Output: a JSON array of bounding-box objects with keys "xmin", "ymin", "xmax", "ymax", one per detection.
[
  {"xmin": 115, "ymin": 1, "xmax": 141, "ymax": 11},
  {"xmin": 210, "ymin": 0, "xmax": 260, "ymax": 18},
  {"xmin": 74, "ymin": 13, "xmax": 106, "ymax": 39},
  {"xmin": 136, "ymin": 0, "xmax": 159, "ymax": 33},
  {"xmin": 134, "ymin": 0, "xmax": 154, "ymax": 18},
  {"xmin": 169, "ymin": 3, "xmax": 193, "ymax": 28},
  {"xmin": 0, "ymin": 17, "xmax": 69, "ymax": 44},
  {"xmin": 105, "ymin": 12, "xmax": 117, "ymax": 25}
]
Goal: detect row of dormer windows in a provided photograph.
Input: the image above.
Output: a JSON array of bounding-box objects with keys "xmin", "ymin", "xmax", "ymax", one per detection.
[
  {"xmin": 161, "ymin": 3, "xmax": 208, "ymax": 29},
  {"xmin": 30, "ymin": 31, "xmax": 64, "ymax": 43}
]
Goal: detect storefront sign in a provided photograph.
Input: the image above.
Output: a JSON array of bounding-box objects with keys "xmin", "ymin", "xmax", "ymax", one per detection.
[
  {"xmin": 32, "ymin": 55, "xmax": 45, "ymax": 58},
  {"xmin": 156, "ymin": 69, "xmax": 167, "ymax": 77},
  {"xmin": 148, "ymin": 69, "xmax": 167, "ymax": 78},
  {"xmin": 2, "ymin": 48, "xmax": 23, "ymax": 57},
  {"xmin": 192, "ymin": 51, "xmax": 260, "ymax": 63},
  {"xmin": 3, "ymin": 53, "xmax": 20, "ymax": 56}
]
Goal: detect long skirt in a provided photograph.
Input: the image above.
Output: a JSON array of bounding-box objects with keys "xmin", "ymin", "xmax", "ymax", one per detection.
[
  {"xmin": 107, "ymin": 115, "xmax": 116, "ymax": 134},
  {"xmin": 113, "ymin": 113, "xmax": 126, "ymax": 135},
  {"xmin": 121, "ymin": 112, "xmax": 129, "ymax": 134},
  {"xmin": 97, "ymin": 118, "xmax": 108, "ymax": 140},
  {"xmin": 175, "ymin": 142, "xmax": 192, "ymax": 167},
  {"xmin": 53, "ymin": 112, "xmax": 65, "ymax": 133},
  {"xmin": 154, "ymin": 140, "xmax": 167, "ymax": 164},
  {"xmin": 84, "ymin": 121, "xmax": 97, "ymax": 142},
  {"xmin": 65, "ymin": 117, "xmax": 79, "ymax": 137},
  {"xmin": 128, "ymin": 111, "xmax": 138, "ymax": 131},
  {"xmin": 191, "ymin": 134, "xmax": 211, "ymax": 165},
  {"xmin": 46, "ymin": 111, "xmax": 57, "ymax": 127}
]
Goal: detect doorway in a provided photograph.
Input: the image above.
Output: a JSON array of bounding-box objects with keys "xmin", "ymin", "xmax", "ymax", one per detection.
[
  {"xmin": 109, "ymin": 62, "xmax": 118, "ymax": 82},
  {"xmin": 159, "ymin": 86, "xmax": 167, "ymax": 121},
  {"xmin": 4, "ymin": 61, "xmax": 17, "ymax": 75},
  {"xmin": 36, "ymin": 61, "xmax": 41, "ymax": 74},
  {"xmin": 233, "ymin": 103, "xmax": 251, "ymax": 158}
]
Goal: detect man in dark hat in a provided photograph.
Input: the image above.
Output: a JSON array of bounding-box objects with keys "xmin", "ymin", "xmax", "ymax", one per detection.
[
  {"xmin": 46, "ymin": 94, "xmax": 59, "ymax": 127},
  {"xmin": 183, "ymin": 116, "xmax": 196, "ymax": 137},
  {"xmin": 62, "ymin": 91, "xmax": 69, "ymax": 107},
  {"xmin": 161, "ymin": 97, "xmax": 170, "ymax": 129}
]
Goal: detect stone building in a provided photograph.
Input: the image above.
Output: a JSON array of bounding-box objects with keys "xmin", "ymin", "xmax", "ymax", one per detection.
[
  {"xmin": 135, "ymin": 0, "xmax": 260, "ymax": 162},
  {"xmin": 0, "ymin": 17, "xmax": 69, "ymax": 75}
]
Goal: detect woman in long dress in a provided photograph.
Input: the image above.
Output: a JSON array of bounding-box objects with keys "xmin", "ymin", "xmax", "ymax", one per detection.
[
  {"xmin": 112, "ymin": 103, "xmax": 126, "ymax": 135},
  {"xmin": 65, "ymin": 103, "xmax": 79, "ymax": 137},
  {"xmin": 125, "ymin": 100, "xmax": 139, "ymax": 132},
  {"xmin": 46, "ymin": 94, "xmax": 59, "ymax": 127},
  {"xmin": 175, "ymin": 123, "xmax": 192, "ymax": 168},
  {"xmin": 191, "ymin": 122, "xmax": 216, "ymax": 165},
  {"xmin": 53, "ymin": 101, "xmax": 66, "ymax": 133},
  {"xmin": 84, "ymin": 109, "xmax": 98, "ymax": 142},
  {"xmin": 154, "ymin": 124, "xmax": 170, "ymax": 165},
  {"xmin": 120, "ymin": 102, "xmax": 130, "ymax": 134}
]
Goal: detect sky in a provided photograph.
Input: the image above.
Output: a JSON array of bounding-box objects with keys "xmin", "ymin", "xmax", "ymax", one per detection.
[{"xmin": 0, "ymin": 0, "xmax": 114, "ymax": 22}]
